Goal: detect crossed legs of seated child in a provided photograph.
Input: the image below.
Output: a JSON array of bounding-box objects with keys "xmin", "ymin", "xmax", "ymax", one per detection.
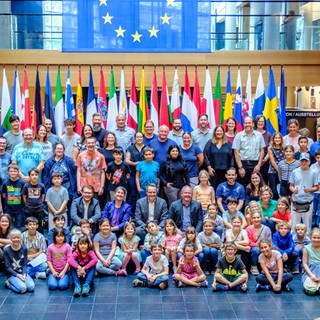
[
  {"xmin": 256, "ymin": 240, "xmax": 293, "ymax": 293},
  {"xmin": 3, "ymin": 229, "xmax": 35, "ymax": 294},
  {"xmin": 133, "ymin": 244, "xmax": 169, "ymax": 289},
  {"xmin": 173, "ymin": 243, "xmax": 207, "ymax": 287},
  {"xmin": 302, "ymin": 228, "xmax": 320, "ymax": 295},
  {"xmin": 212, "ymin": 242, "xmax": 248, "ymax": 292}
]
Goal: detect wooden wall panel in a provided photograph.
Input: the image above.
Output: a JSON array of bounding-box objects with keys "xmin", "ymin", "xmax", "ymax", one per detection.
[{"xmin": 0, "ymin": 50, "xmax": 319, "ymax": 89}]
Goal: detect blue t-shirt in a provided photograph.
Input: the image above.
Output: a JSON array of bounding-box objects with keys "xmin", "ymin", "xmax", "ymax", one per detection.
[
  {"xmin": 216, "ymin": 181, "xmax": 246, "ymax": 211},
  {"xmin": 179, "ymin": 145, "xmax": 202, "ymax": 178},
  {"xmin": 310, "ymin": 141, "xmax": 320, "ymax": 156},
  {"xmin": 136, "ymin": 160, "xmax": 160, "ymax": 191},
  {"xmin": 12, "ymin": 142, "xmax": 45, "ymax": 176},
  {"xmin": 143, "ymin": 134, "xmax": 158, "ymax": 147},
  {"xmin": 0, "ymin": 152, "xmax": 11, "ymax": 182},
  {"xmin": 152, "ymin": 138, "xmax": 177, "ymax": 165}
]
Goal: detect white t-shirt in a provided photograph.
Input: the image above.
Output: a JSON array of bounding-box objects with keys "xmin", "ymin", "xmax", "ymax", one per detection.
[{"xmin": 144, "ymin": 254, "xmax": 168, "ymax": 275}]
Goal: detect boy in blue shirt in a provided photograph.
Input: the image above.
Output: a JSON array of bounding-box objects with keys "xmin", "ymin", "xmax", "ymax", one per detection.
[
  {"xmin": 136, "ymin": 147, "xmax": 160, "ymax": 198},
  {"xmin": 272, "ymin": 222, "xmax": 299, "ymax": 274}
]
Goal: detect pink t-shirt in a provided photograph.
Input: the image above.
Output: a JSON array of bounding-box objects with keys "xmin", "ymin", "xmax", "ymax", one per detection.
[
  {"xmin": 47, "ymin": 243, "xmax": 72, "ymax": 273},
  {"xmin": 258, "ymin": 250, "xmax": 281, "ymax": 274},
  {"xmin": 165, "ymin": 234, "xmax": 182, "ymax": 248}
]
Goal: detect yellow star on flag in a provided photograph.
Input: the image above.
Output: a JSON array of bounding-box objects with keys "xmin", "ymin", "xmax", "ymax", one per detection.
[
  {"xmin": 167, "ymin": 0, "xmax": 175, "ymax": 6},
  {"xmin": 131, "ymin": 31, "xmax": 142, "ymax": 42},
  {"xmin": 161, "ymin": 13, "xmax": 171, "ymax": 24},
  {"xmin": 148, "ymin": 26, "xmax": 159, "ymax": 38},
  {"xmin": 115, "ymin": 26, "xmax": 126, "ymax": 37},
  {"xmin": 102, "ymin": 12, "xmax": 113, "ymax": 24},
  {"xmin": 99, "ymin": 0, "xmax": 107, "ymax": 6}
]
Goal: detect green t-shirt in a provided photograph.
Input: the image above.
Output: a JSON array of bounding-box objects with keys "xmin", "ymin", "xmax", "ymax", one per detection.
[{"xmin": 258, "ymin": 199, "xmax": 277, "ymax": 218}]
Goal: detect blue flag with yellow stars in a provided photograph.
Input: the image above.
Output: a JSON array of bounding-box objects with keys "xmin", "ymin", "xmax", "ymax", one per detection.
[{"xmin": 62, "ymin": 0, "xmax": 211, "ymax": 52}]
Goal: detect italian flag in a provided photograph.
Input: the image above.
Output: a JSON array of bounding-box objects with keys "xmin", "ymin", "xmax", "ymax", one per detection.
[{"xmin": 1, "ymin": 68, "xmax": 12, "ymax": 130}]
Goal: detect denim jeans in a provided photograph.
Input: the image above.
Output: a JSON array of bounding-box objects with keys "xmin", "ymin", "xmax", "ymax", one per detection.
[
  {"xmin": 141, "ymin": 249, "xmax": 151, "ymax": 264},
  {"xmin": 312, "ymin": 193, "xmax": 320, "ymax": 227},
  {"xmin": 256, "ymin": 272, "xmax": 293, "ymax": 289},
  {"xmin": 262, "ymin": 218, "xmax": 275, "ymax": 234},
  {"xmin": 96, "ymin": 257, "xmax": 122, "ymax": 275},
  {"xmin": 136, "ymin": 272, "xmax": 169, "ymax": 288},
  {"xmin": 127, "ymin": 175, "xmax": 138, "ymax": 206},
  {"xmin": 27, "ymin": 262, "xmax": 48, "ymax": 278},
  {"xmin": 7, "ymin": 274, "xmax": 35, "ymax": 293},
  {"xmin": 251, "ymin": 247, "xmax": 260, "ymax": 266},
  {"xmin": 202, "ymin": 247, "xmax": 219, "ymax": 271},
  {"xmin": 47, "ymin": 272, "xmax": 69, "ymax": 290},
  {"xmin": 71, "ymin": 267, "xmax": 96, "ymax": 287}
]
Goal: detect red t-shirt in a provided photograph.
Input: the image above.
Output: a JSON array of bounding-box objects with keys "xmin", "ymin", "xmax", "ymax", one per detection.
[{"xmin": 273, "ymin": 210, "xmax": 291, "ymax": 222}]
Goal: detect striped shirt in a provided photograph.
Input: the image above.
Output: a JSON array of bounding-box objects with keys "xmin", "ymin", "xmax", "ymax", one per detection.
[{"xmin": 278, "ymin": 159, "xmax": 300, "ymax": 181}]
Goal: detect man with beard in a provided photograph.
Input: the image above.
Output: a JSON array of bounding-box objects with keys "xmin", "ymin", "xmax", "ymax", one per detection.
[
  {"xmin": 92, "ymin": 113, "xmax": 107, "ymax": 147},
  {"xmin": 168, "ymin": 117, "xmax": 183, "ymax": 145},
  {"xmin": 191, "ymin": 114, "xmax": 213, "ymax": 151},
  {"xmin": 44, "ymin": 118, "xmax": 61, "ymax": 148},
  {"xmin": 111, "ymin": 114, "xmax": 135, "ymax": 153},
  {"xmin": 216, "ymin": 167, "xmax": 245, "ymax": 213}
]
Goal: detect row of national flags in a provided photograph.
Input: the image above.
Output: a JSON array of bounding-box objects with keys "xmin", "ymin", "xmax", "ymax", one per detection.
[{"xmin": 0, "ymin": 66, "xmax": 286, "ymax": 136}]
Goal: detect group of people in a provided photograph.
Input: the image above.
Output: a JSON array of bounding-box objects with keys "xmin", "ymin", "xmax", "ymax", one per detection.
[{"xmin": 0, "ymin": 112, "xmax": 319, "ymax": 297}]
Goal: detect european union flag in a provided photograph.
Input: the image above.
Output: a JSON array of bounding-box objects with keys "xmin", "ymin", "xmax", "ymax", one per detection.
[{"xmin": 62, "ymin": 0, "xmax": 211, "ymax": 52}]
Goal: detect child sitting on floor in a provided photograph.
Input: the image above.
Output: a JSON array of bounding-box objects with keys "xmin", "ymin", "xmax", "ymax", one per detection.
[
  {"xmin": 3, "ymin": 229, "xmax": 35, "ymax": 294},
  {"xmin": 132, "ymin": 244, "xmax": 169, "ymax": 290},
  {"xmin": 174, "ymin": 243, "xmax": 207, "ymax": 288},
  {"xmin": 302, "ymin": 228, "xmax": 320, "ymax": 295},
  {"xmin": 212, "ymin": 241, "xmax": 248, "ymax": 292}
]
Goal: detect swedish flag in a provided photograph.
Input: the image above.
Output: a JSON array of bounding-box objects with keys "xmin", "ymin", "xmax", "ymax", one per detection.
[{"xmin": 263, "ymin": 67, "xmax": 278, "ymax": 133}]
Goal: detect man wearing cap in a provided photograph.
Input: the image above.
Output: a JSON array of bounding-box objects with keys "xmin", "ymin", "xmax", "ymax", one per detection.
[{"xmin": 289, "ymin": 152, "xmax": 319, "ymax": 233}]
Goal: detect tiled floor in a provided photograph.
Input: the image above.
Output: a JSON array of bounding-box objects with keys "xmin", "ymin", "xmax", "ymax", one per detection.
[{"xmin": 0, "ymin": 274, "xmax": 319, "ymax": 320}]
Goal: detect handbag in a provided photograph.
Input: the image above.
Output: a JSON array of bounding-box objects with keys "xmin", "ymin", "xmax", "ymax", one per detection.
[{"xmin": 292, "ymin": 202, "xmax": 311, "ymax": 213}]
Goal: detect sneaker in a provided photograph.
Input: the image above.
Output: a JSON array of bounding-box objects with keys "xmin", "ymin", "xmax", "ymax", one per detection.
[
  {"xmin": 177, "ymin": 281, "xmax": 184, "ymax": 288},
  {"xmin": 35, "ymin": 271, "xmax": 47, "ymax": 280},
  {"xmin": 256, "ymin": 284, "xmax": 269, "ymax": 292},
  {"xmin": 283, "ymin": 285, "xmax": 293, "ymax": 292},
  {"xmin": 116, "ymin": 269, "xmax": 127, "ymax": 276},
  {"xmin": 204, "ymin": 270, "xmax": 210, "ymax": 275},
  {"xmin": 215, "ymin": 284, "xmax": 229, "ymax": 291},
  {"xmin": 250, "ymin": 265, "xmax": 259, "ymax": 276},
  {"xmin": 159, "ymin": 281, "xmax": 168, "ymax": 290},
  {"xmin": 4, "ymin": 280, "xmax": 9, "ymax": 288},
  {"xmin": 291, "ymin": 266, "xmax": 300, "ymax": 275},
  {"xmin": 133, "ymin": 270, "xmax": 140, "ymax": 275},
  {"xmin": 200, "ymin": 280, "xmax": 208, "ymax": 288},
  {"xmin": 73, "ymin": 285, "xmax": 81, "ymax": 298},
  {"xmin": 132, "ymin": 279, "xmax": 144, "ymax": 287},
  {"xmin": 82, "ymin": 284, "xmax": 90, "ymax": 297}
]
